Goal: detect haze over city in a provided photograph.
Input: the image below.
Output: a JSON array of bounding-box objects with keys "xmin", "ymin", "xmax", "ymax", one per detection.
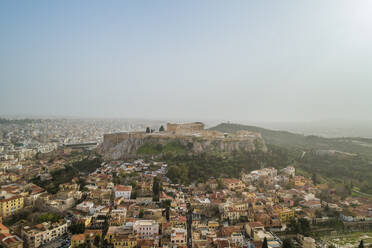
[{"xmin": 1, "ymin": 1, "xmax": 372, "ymax": 123}]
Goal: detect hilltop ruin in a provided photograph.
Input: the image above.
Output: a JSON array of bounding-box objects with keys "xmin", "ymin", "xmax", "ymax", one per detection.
[{"xmin": 99, "ymin": 122, "xmax": 267, "ymax": 160}]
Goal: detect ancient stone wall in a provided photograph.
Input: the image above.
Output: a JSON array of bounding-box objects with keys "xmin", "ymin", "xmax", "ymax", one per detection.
[{"xmin": 167, "ymin": 122, "xmax": 205, "ymax": 134}]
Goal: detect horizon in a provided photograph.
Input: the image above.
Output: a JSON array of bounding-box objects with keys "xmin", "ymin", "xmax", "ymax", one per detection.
[{"xmin": 3, "ymin": 114, "xmax": 372, "ymax": 139}]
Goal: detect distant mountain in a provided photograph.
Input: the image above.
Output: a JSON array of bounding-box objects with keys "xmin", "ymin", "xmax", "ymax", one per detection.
[{"xmin": 210, "ymin": 123, "xmax": 372, "ymax": 159}]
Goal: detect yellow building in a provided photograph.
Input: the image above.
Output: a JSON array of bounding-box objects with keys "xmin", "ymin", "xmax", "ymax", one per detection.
[
  {"xmin": 71, "ymin": 234, "xmax": 86, "ymax": 248},
  {"xmin": 292, "ymin": 176, "xmax": 306, "ymax": 187},
  {"xmin": 274, "ymin": 207, "xmax": 295, "ymax": 223},
  {"xmin": 207, "ymin": 221, "xmax": 219, "ymax": 231},
  {"xmin": 71, "ymin": 230, "xmax": 102, "ymax": 248},
  {"xmin": 222, "ymin": 178, "xmax": 245, "ymax": 191},
  {"xmin": 105, "ymin": 227, "xmax": 137, "ymax": 248},
  {"xmin": 106, "ymin": 234, "xmax": 137, "ymax": 248},
  {"xmin": 0, "ymin": 196, "xmax": 24, "ymax": 218}
]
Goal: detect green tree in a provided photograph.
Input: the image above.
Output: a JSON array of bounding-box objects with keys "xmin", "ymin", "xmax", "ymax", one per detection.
[
  {"xmin": 165, "ymin": 206, "xmax": 170, "ymax": 221},
  {"xmin": 94, "ymin": 235, "xmax": 101, "ymax": 247},
  {"xmin": 139, "ymin": 209, "xmax": 144, "ymax": 218},
  {"xmin": 282, "ymin": 238, "xmax": 294, "ymax": 248},
  {"xmin": 153, "ymin": 177, "xmax": 161, "ymax": 202},
  {"xmin": 37, "ymin": 213, "xmax": 62, "ymax": 224},
  {"xmin": 146, "ymin": 127, "xmax": 150, "ymax": 133},
  {"xmin": 69, "ymin": 222, "xmax": 85, "ymax": 234},
  {"xmin": 131, "ymin": 189, "xmax": 137, "ymax": 199},
  {"xmin": 159, "ymin": 125, "xmax": 165, "ymax": 132}
]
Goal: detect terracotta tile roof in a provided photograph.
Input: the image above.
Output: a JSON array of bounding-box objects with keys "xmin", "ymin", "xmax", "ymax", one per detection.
[{"xmin": 72, "ymin": 234, "xmax": 86, "ymax": 241}]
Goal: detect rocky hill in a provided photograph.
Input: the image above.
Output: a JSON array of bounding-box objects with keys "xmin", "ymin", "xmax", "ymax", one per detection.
[{"xmin": 98, "ymin": 130, "xmax": 267, "ymax": 160}]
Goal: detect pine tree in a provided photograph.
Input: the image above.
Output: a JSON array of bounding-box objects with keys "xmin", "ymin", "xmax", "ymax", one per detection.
[
  {"xmin": 146, "ymin": 127, "xmax": 150, "ymax": 133},
  {"xmin": 159, "ymin": 125, "xmax": 165, "ymax": 132},
  {"xmin": 262, "ymin": 237, "xmax": 268, "ymax": 248},
  {"xmin": 153, "ymin": 177, "xmax": 161, "ymax": 202},
  {"xmin": 166, "ymin": 206, "xmax": 170, "ymax": 221}
]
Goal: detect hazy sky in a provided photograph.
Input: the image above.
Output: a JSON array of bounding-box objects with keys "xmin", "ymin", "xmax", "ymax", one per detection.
[{"xmin": 1, "ymin": 1, "xmax": 372, "ymax": 122}]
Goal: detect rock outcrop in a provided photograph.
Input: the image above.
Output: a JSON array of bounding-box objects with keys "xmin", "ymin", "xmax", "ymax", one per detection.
[{"xmin": 98, "ymin": 130, "xmax": 267, "ymax": 160}]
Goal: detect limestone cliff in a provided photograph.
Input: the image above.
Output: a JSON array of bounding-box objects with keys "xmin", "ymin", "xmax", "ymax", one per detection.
[{"xmin": 98, "ymin": 130, "xmax": 267, "ymax": 160}]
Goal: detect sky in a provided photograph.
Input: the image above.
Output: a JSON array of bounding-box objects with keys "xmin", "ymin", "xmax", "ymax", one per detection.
[{"xmin": 1, "ymin": 0, "xmax": 372, "ymax": 122}]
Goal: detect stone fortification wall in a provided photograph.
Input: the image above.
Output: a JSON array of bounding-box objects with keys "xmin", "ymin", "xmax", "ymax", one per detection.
[{"xmin": 167, "ymin": 122, "xmax": 204, "ymax": 134}]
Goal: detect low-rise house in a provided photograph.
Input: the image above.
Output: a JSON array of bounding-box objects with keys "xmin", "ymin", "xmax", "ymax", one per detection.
[
  {"xmin": 71, "ymin": 230, "xmax": 102, "ymax": 248},
  {"xmin": 71, "ymin": 234, "xmax": 86, "ymax": 248},
  {"xmin": 170, "ymin": 228, "xmax": 186, "ymax": 247}
]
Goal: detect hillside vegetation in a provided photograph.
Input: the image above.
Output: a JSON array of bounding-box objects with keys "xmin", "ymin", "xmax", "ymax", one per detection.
[
  {"xmin": 164, "ymin": 145, "xmax": 295, "ymax": 185},
  {"xmin": 31, "ymin": 157, "xmax": 102, "ymax": 194},
  {"xmin": 210, "ymin": 123, "xmax": 372, "ymax": 159},
  {"xmin": 210, "ymin": 123, "xmax": 372, "ymax": 194}
]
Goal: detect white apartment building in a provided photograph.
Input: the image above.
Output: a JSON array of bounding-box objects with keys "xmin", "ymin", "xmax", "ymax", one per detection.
[{"xmin": 114, "ymin": 185, "xmax": 132, "ymax": 199}]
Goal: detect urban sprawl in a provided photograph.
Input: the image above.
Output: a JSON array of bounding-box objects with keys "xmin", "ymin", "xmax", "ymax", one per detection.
[{"xmin": 0, "ymin": 119, "xmax": 371, "ymax": 248}]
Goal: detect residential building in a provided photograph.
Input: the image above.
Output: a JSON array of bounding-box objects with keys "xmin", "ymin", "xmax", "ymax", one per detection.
[
  {"xmin": 222, "ymin": 179, "xmax": 244, "ymax": 191},
  {"xmin": 114, "ymin": 185, "xmax": 132, "ymax": 199},
  {"xmin": 105, "ymin": 226, "xmax": 137, "ymax": 248},
  {"xmin": 0, "ymin": 196, "xmax": 24, "ymax": 218},
  {"xmin": 0, "ymin": 222, "xmax": 23, "ymax": 248},
  {"xmin": 170, "ymin": 228, "xmax": 186, "ymax": 247},
  {"xmin": 21, "ymin": 221, "xmax": 68, "ymax": 248},
  {"xmin": 133, "ymin": 220, "xmax": 159, "ymax": 240}
]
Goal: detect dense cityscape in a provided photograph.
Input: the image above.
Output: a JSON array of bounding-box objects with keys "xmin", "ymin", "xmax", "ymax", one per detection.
[{"xmin": 0, "ymin": 119, "xmax": 371, "ymax": 248}]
